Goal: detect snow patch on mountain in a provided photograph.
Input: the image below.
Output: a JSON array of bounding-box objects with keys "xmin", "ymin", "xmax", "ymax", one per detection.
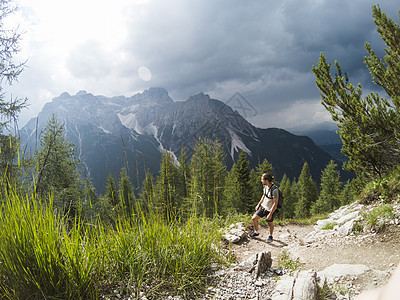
[
  {"xmin": 228, "ymin": 128, "xmax": 251, "ymax": 160},
  {"xmin": 99, "ymin": 126, "xmax": 110, "ymax": 134},
  {"xmin": 146, "ymin": 122, "xmax": 179, "ymax": 163},
  {"xmin": 117, "ymin": 113, "xmax": 143, "ymax": 134}
]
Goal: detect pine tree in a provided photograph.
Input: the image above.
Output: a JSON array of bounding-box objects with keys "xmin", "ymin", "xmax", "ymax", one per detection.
[
  {"xmin": 156, "ymin": 151, "xmax": 179, "ymax": 220},
  {"xmin": 105, "ymin": 173, "xmax": 118, "ymax": 207},
  {"xmin": 295, "ymin": 162, "xmax": 319, "ymax": 218},
  {"xmin": 190, "ymin": 138, "xmax": 226, "ymax": 218},
  {"xmin": 177, "ymin": 145, "xmax": 190, "ymax": 200},
  {"xmin": 140, "ymin": 169, "xmax": 155, "ymax": 212},
  {"xmin": 223, "ymin": 165, "xmax": 240, "ymax": 215},
  {"xmin": 279, "ymin": 174, "xmax": 295, "ymax": 219},
  {"xmin": 311, "ymin": 160, "xmax": 341, "ymax": 215},
  {"xmin": 339, "ymin": 180, "xmax": 355, "ymax": 206},
  {"xmin": 235, "ymin": 150, "xmax": 253, "ymax": 213},
  {"xmin": 118, "ymin": 167, "xmax": 136, "ymax": 219},
  {"xmin": 312, "ymin": 5, "xmax": 400, "ymax": 181},
  {"xmin": 80, "ymin": 176, "xmax": 98, "ymax": 220},
  {"xmin": 0, "ymin": 1, "xmax": 27, "ymax": 196},
  {"xmin": 101, "ymin": 173, "xmax": 118, "ymax": 224},
  {"xmin": 0, "ymin": 0, "xmax": 26, "ymax": 134},
  {"xmin": 34, "ymin": 114, "xmax": 82, "ymax": 217}
]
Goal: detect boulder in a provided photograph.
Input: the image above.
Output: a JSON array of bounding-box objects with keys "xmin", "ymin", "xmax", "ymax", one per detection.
[
  {"xmin": 222, "ymin": 222, "xmax": 247, "ymax": 244},
  {"xmin": 234, "ymin": 251, "xmax": 272, "ymax": 278},
  {"xmin": 318, "ymin": 263, "xmax": 370, "ymax": 284},
  {"xmin": 292, "ymin": 270, "xmax": 317, "ymax": 300},
  {"xmin": 272, "ymin": 275, "xmax": 295, "ymax": 300}
]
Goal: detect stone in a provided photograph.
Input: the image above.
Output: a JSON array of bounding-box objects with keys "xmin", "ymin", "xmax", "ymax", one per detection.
[
  {"xmin": 293, "ymin": 270, "xmax": 318, "ymax": 300},
  {"xmin": 337, "ymin": 219, "xmax": 356, "ymax": 237},
  {"xmin": 222, "ymin": 222, "xmax": 248, "ymax": 244},
  {"xmin": 318, "ymin": 264, "xmax": 370, "ymax": 283},
  {"xmin": 335, "ymin": 211, "xmax": 360, "ymax": 226},
  {"xmin": 271, "ymin": 275, "xmax": 295, "ymax": 300},
  {"xmin": 256, "ymin": 251, "xmax": 272, "ymax": 278},
  {"xmin": 303, "ymin": 229, "xmax": 335, "ymax": 244},
  {"xmin": 233, "ymin": 251, "xmax": 272, "ymax": 278}
]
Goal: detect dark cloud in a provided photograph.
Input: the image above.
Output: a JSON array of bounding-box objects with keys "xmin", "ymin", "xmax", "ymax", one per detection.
[
  {"xmin": 11, "ymin": 0, "xmax": 400, "ymax": 129},
  {"xmin": 115, "ymin": 0, "xmax": 398, "ymax": 120}
]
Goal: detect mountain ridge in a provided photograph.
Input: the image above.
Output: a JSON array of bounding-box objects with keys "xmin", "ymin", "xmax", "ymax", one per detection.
[{"xmin": 19, "ymin": 88, "xmax": 346, "ymax": 190}]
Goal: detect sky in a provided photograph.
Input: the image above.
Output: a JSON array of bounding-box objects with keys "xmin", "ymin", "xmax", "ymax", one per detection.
[{"xmin": 3, "ymin": 0, "xmax": 399, "ymax": 130}]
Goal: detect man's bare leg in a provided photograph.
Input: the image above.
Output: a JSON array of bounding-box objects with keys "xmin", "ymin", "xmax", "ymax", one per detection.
[{"xmin": 252, "ymin": 214, "xmax": 260, "ymax": 232}]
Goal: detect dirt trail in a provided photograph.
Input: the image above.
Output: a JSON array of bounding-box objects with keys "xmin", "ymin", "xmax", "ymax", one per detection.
[{"xmin": 231, "ymin": 223, "xmax": 400, "ymax": 272}]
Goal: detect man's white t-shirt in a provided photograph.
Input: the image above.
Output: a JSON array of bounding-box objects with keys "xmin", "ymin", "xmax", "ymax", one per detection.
[{"xmin": 261, "ymin": 185, "xmax": 278, "ymax": 211}]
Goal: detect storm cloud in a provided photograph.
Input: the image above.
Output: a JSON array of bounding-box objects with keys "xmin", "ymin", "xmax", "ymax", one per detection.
[{"xmin": 6, "ymin": 0, "xmax": 399, "ymax": 130}]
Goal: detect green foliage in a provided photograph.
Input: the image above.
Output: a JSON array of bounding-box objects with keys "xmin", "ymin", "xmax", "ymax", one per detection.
[
  {"xmin": 311, "ymin": 160, "xmax": 341, "ymax": 214},
  {"xmin": 352, "ymin": 221, "xmax": 363, "ymax": 236},
  {"xmin": 118, "ymin": 167, "xmax": 136, "ymax": 219},
  {"xmin": 34, "ymin": 114, "xmax": 83, "ymax": 218},
  {"xmin": 279, "ymin": 174, "xmax": 295, "ymax": 219},
  {"xmin": 0, "ymin": 186, "xmax": 225, "ymax": 299},
  {"xmin": 321, "ymin": 222, "xmax": 337, "ymax": 230},
  {"xmin": 312, "ymin": 5, "xmax": 400, "ymax": 182},
  {"xmin": 339, "ymin": 180, "xmax": 355, "ymax": 206},
  {"xmin": 0, "ymin": 0, "xmax": 26, "ymax": 134},
  {"xmin": 277, "ymin": 250, "xmax": 303, "ymax": 274},
  {"xmin": 156, "ymin": 151, "xmax": 180, "ymax": 220},
  {"xmin": 365, "ymin": 204, "xmax": 394, "ymax": 231},
  {"xmin": 360, "ymin": 166, "xmax": 400, "ymax": 204},
  {"xmin": 224, "ymin": 150, "xmax": 253, "ymax": 214},
  {"xmin": 0, "ymin": 193, "xmax": 99, "ymax": 299},
  {"xmin": 294, "ymin": 162, "xmax": 319, "ymax": 218},
  {"xmin": 189, "ymin": 138, "xmax": 227, "ymax": 218}
]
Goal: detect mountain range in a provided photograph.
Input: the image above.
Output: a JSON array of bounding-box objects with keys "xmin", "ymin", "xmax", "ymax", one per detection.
[{"xmin": 19, "ymin": 88, "xmax": 349, "ymax": 191}]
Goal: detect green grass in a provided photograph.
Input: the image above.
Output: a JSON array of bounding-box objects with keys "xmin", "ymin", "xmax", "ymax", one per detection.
[
  {"xmin": 0, "ymin": 190, "xmax": 226, "ymax": 299},
  {"xmin": 321, "ymin": 222, "xmax": 337, "ymax": 230},
  {"xmin": 277, "ymin": 250, "xmax": 303, "ymax": 274},
  {"xmin": 362, "ymin": 204, "xmax": 394, "ymax": 232}
]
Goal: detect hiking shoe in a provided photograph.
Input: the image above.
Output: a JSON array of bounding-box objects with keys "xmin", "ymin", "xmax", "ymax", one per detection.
[
  {"xmin": 266, "ymin": 235, "xmax": 273, "ymax": 243},
  {"xmin": 249, "ymin": 232, "xmax": 259, "ymax": 238}
]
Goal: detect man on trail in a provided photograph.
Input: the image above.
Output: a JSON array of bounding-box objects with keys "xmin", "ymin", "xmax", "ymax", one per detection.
[{"xmin": 249, "ymin": 173, "xmax": 279, "ymax": 243}]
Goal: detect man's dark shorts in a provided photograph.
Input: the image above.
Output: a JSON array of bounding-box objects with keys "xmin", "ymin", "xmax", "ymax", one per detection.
[{"xmin": 255, "ymin": 207, "xmax": 279, "ymax": 222}]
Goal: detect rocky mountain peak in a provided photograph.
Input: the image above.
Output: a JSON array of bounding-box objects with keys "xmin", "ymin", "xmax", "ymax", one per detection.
[
  {"xmin": 186, "ymin": 92, "xmax": 210, "ymax": 103},
  {"xmin": 131, "ymin": 87, "xmax": 173, "ymax": 105}
]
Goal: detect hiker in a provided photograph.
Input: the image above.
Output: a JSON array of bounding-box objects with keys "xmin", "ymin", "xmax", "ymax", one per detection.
[{"xmin": 249, "ymin": 173, "xmax": 279, "ymax": 243}]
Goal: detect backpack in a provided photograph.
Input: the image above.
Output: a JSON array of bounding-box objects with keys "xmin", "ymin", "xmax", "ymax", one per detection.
[{"xmin": 265, "ymin": 184, "xmax": 284, "ymax": 209}]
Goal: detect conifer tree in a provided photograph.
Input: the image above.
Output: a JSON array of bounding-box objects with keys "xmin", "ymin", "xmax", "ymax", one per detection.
[
  {"xmin": 34, "ymin": 114, "xmax": 82, "ymax": 217},
  {"xmin": 157, "ymin": 151, "xmax": 179, "ymax": 220},
  {"xmin": 140, "ymin": 169, "xmax": 155, "ymax": 212},
  {"xmin": 190, "ymin": 138, "xmax": 226, "ymax": 218},
  {"xmin": 279, "ymin": 174, "xmax": 295, "ymax": 219},
  {"xmin": 237, "ymin": 150, "xmax": 253, "ymax": 213},
  {"xmin": 80, "ymin": 176, "xmax": 98, "ymax": 220},
  {"xmin": 223, "ymin": 165, "xmax": 239, "ymax": 215},
  {"xmin": 311, "ymin": 160, "xmax": 341, "ymax": 215},
  {"xmin": 105, "ymin": 173, "xmax": 118, "ymax": 207},
  {"xmin": 339, "ymin": 180, "xmax": 355, "ymax": 206},
  {"xmin": 177, "ymin": 145, "xmax": 190, "ymax": 199},
  {"xmin": 0, "ymin": 1, "xmax": 26, "ymax": 195},
  {"xmin": 118, "ymin": 167, "xmax": 136, "ymax": 219},
  {"xmin": 312, "ymin": 5, "xmax": 400, "ymax": 181},
  {"xmin": 294, "ymin": 162, "xmax": 318, "ymax": 218}
]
